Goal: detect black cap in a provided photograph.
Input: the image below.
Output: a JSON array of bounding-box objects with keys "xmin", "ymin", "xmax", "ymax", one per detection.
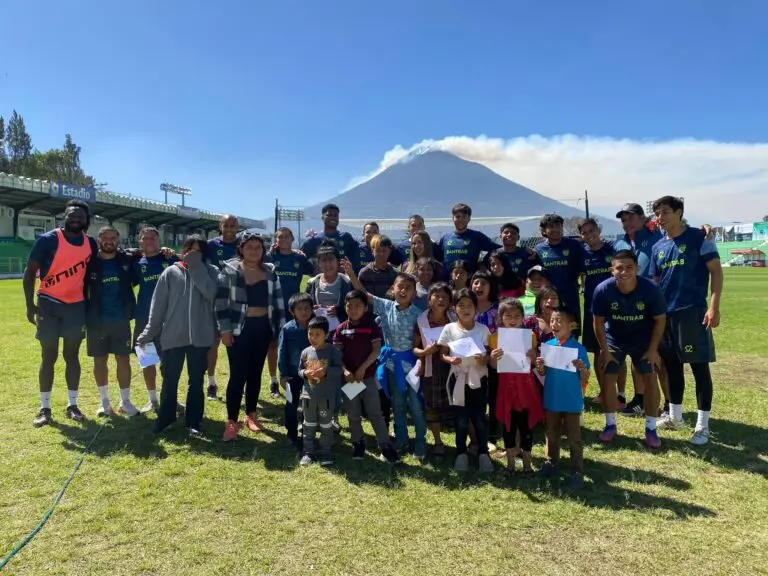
[
  {"xmin": 527, "ymin": 265, "xmax": 548, "ymax": 278},
  {"xmin": 615, "ymin": 203, "xmax": 645, "ymax": 218}
]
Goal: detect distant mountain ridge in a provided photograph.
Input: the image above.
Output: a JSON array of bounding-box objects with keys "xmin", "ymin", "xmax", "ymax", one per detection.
[{"xmin": 264, "ymin": 150, "xmax": 622, "ymax": 240}]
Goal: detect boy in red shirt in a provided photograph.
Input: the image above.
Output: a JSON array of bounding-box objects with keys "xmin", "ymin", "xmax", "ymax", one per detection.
[{"xmin": 333, "ymin": 290, "xmax": 399, "ymax": 464}]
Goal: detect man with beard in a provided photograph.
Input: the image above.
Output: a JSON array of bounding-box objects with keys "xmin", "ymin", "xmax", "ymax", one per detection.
[
  {"xmin": 24, "ymin": 199, "xmax": 99, "ymax": 427},
  {"xmin": 206, "ymin": 214, "xmax": 240, "ymax": 400},
  {"xmin": 132, "ymin": 226, "xmax": 178, "ymax": 412},
  {"xmin": 301, "ymin": 203, "xmax": 359, "ymax": 272},
  {"xmin": 85, "ymin": 227, "xmax": 139, "ymax": 417}
]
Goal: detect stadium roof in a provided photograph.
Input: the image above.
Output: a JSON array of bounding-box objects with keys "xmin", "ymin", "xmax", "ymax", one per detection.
[{"xmin": 0, "ymin": 173, "xmax": 264, "ymax": 231}]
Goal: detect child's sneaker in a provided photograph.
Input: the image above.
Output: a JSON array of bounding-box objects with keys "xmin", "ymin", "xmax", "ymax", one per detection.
[
  {"xmin": 454, "ymin": 453, "xmax": 470, "ymax": 472},
  {"xmin": 320, "ymin": 453, "xmax": 334, "ymax": 466},
  {"xmin": 599, "ymin": 424, "xmax": 617, "ymax": 443},
  {"xmin": 478, "ymin": 454, "xmax": 493, "ymax": 474},
  {"xmin": 657, "ymin": 413, "xmax": 685, "ymax": 431},
  {"xmin": 690, "ymin": 427, "xmax": 710, "ymax": 446},
  {"xmin": 300, "ymin": 453, "xmax": 312, "ymax": 466},
  {"xmin": 538, "ymin": 461, "xmax": 557, "ymax": 479},
  {"xmin": 568, "ymin": 471, "xmax": 584, "ymax": 489},
  {"xmin": 352, "ymin": 441, "xmax": 365, "ymax": 460},
  {"xmin": 645, "ymin": 427, "xmax": 662, "ymax": 449},
  {"xmin": 380, "ymin": 445, "xmax": 400, "ymax": 464}
]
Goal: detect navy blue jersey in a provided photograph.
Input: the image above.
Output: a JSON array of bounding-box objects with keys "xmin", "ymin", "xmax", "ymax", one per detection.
[
  {"xmin": 358, "ymin": 242, "xmax": 374, "ymax": 269},
  {"xmin": 207, "ymin": 237, "xmax": 239, "ymax": 269},
  {"xmin": 439, "ymin": 229, "xmax": 499, "ymax": 273},
  {"xmin": 650, "ymin": 227, "xmax": 719, "ymax": 313},
  {"xmin": 592, "ymin": 276, "xmax": 667, "ymax": 350},
  {"xmin": 500, "ymin": 246, "xmax": 537, "ymax": 280},
  {"xmin": 133, "ymin": 253, "xmax": 177, "ymax": 325},
  {"xmin": 581, "ymin": 242, "xmax": 615, "ymax": 310},
  {"xmin": 534, "ymin": 238, "xmax": 583, "ymax": 311},
  {"xmin": 613, "ymin": 228, "xmax": 663, "ymax": 278},
  {"xmin": 301, "ymin": 230, "xmax": 359, "ymax": 270},
  {"xmin": 268, "ymin": 250, "xmax": 314, "ymax": 309},
  {"xmin": 98, "ymin": 259, "xmax": 124, "ymax": 322}
]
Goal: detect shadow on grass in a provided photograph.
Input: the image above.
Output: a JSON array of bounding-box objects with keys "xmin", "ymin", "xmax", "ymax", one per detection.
[{"xmin": 53, "ymin": 416, "xmax": 169, "ymax": 460}]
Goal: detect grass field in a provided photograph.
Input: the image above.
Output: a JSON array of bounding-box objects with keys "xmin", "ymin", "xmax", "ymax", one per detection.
[{"xmin": 1, "ymin": 269, "xmax": 767, "ymax": 575}]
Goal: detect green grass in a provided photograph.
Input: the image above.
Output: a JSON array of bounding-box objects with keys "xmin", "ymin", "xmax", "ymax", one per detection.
[{"xmin": 1, "ymin": 270, "xmax": 767, "ymax": 575}]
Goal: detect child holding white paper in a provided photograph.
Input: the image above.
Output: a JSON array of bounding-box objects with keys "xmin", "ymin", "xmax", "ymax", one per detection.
[
  {"xmin": 489, "ymin": 298, "xmax": 542, "ymax": 475},
  {"xmin": 438, "ymin": 289, "xmax": 493, "ymax": 473},
  {"xmin": 534, "ymin": 306, "xmax": 590, "ymax": 489},
  {"xmin": 298, "ymin": 316, "xmax": 343, "ymax": 466},
  {"xmin": 333, "ymin": 290, "xmax": 399, "ymax": 464},
  {"xmin": 413, "ymin": 282, "xmax": 455, "ymax": 460}
]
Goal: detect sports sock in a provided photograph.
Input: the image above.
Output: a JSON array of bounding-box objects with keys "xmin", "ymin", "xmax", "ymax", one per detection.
[
  {"xmin": 579, "ymin": 413, "xmax": 584, "ymax": 426},
  {"xmin": 40, "ymin": 391, "xmax": 52, "ymax": 409},
  {"xmin": 696, "ymin": 410, "xmax": 710, "ymax": 430},
  {"xmin": 148, "ymin": 389, "xmax": 158, "ymax": 403},
  {"xmin": 645, "ymin": 415, "xmax": 657, "ymax": 431},
  {"xmin": 119, "ymin": 387, "xmax": 131, "ymax": 404},
  {"xmin": 670, "ymin": 403, "xmax": 683, "ymax": 422},
  {"xmin": 605, "ymin": 412, "xmax": 616, "ymax": 427},
  {"xmin": 271, "ymin": 376, "xmax": 278, "ymax": 384},
  {"xmin": 67, "ymin": 390, "xmax": 78, "ymax": 407},
  {"xmin": 208, "ymin": 375, "xmax": 216, "ymax": 387},
  {"xmin": 98, "ymin": 385, "xmax": 111, "ymax": 408}
]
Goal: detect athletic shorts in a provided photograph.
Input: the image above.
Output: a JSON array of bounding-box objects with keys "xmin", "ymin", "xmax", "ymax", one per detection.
[
  {"xmin": 581, "ymin": 311, "xmax": 599, "ymax": 353},
  {"xmin": 35, "ymin": 298, "xmax": 86, "ymax": 342},
  {"xmin": 661, "ymin": 306, "xmax": 716, "ymax": 364},
  {"xmin": 132, "ymin": 321, "xmax": 163, "ymax": 355},
  {"xmin": 87, "ymin": 321, "xmax": 132, "ymax": 357},
  {"xmin": 604, "ymin": 347, "xmax": 653, "ymax": 375}
]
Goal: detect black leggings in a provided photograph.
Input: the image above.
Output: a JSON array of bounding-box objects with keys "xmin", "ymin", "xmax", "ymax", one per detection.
[
  {"xmin": 665, "ymin": 356, "xmax": 713, "ymax": 412},
  {"xmin": 502, "ymin": 409, "xmax": 533, "ymax": 452},
  {"xmin": 225, "ymin": 317, "xmax": 272, "ymax": 421}
]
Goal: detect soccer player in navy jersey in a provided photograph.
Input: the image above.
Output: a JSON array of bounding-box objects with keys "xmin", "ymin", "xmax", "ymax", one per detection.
[
  {"xmin": 266, "ymin": 227, "xmax": 315, "ymax": 397},
  {"xmin": 205, "ymin": 214, "xmax": 240, "ymax": 400},
  {"xmin": 438, "ymin": 203, "xmax": 499, "ymax": 273},
  {"xmin": 394, "ymin": 214, "xmax": 442, "ymax": 268},
  {"xmin": 534, "ymin": 214, "xmax": 583, "ymax": 330},
  {"xmin": 578, "ymin": 218, "xmax": 615, "ymax": 396},
  {"xmin": 358, "ymin": 221, "xmax": 379, "ymax": 269},
  {"xmin": 651, "ymin": 196, "xmax": 723, "ymax": 446},
  {"xmin": 498, "ymin": 222, "xmax": 537, "ymax": 279},
  {"xmin": 301, "ymin": 203, "xmax": 359, "ymax": 271},
  {"xmin": 592, "ymin": 250, "xmax": 667, "ymax": 448}
]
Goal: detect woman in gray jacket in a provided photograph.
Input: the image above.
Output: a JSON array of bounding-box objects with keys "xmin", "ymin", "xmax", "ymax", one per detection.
[{"xmin": 137, "ymin": 235, "xmax": 219, "ymax": 436}]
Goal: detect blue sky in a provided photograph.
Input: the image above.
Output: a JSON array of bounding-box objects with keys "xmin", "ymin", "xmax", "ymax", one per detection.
[{"xmin": 2, "ymin": 0, "xmax": 767, "ymax": 223}]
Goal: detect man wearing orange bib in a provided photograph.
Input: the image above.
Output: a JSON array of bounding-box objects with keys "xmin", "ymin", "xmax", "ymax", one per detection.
[{"xmin": 23, "ymin": 200, "xmax": 98, "ymax": 427}]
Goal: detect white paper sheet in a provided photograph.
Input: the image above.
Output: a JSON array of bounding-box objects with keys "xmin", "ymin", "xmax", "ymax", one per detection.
[
  {"xmin": 341, "ymin": 382, "xmax": 366, "ymax": 400},
  {"xmin": 314, "ymin": 307, "xmax": 340, "ymax": 332},
  {"xmin": 497, "ymin": 328, "xmax": 533, "ymax": 374},
  {"xmin": 135, "ymin": 343, "xmax": 160, "ymax": 369},
  {"xmin": 448, "ymin": 337, "xmax": 484, "ymax": 359},
  {"xmin": 541, "ymin": 343, "xmax": 578, "ymax": 372},
  {"xmin": 406, "ymin": 364, "xmax": 420, "ymax": 391},
  {"xmin": 421, "ymin": 326, "xmax": 444, "ymax": 346},
  {"xmin": 284, "ymin": 381, "xmax": 293, "ymax": 404}
]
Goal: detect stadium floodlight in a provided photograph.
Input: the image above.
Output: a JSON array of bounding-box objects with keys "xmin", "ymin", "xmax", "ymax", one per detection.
[{"xmin": 160, "ymin": 182, "xmax": 193, "ymax": 207}]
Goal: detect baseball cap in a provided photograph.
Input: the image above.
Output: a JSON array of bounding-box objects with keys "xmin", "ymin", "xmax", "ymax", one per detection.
[
  {"xmin": 527, "ymin": 265, "xmax": 548, "ymax": 278},
  {"xmin": 615, "ymin": 203, "xmax": 645, "ymax": 218}
]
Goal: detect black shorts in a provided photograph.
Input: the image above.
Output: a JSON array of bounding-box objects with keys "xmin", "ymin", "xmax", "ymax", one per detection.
[
  {"xmin": 132, "ymin": 321, "xmax": 163, "ymax": 355},
  {"xmin": 604, "ymin": 346, "xmax": 654, "ymax": 375},
  {"xmin": 661, "ymin": 306, "xmax": 716, "ymax": 364},
  {"xmin": 35, "ymin": 298, "xmax": 86, "ymax": 342},
  {"xmin": 87, "ymin": 321, "xmax": 132, "ymax": 357},
  {"xmin": 581, "ymin": 311, "xmax": 599, "ymax": 353}
]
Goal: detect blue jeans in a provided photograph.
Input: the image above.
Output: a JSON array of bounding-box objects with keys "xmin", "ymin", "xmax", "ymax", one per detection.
[{"xmin": 387, "ymin": 368, "xmax": 427, "ymax": 456}]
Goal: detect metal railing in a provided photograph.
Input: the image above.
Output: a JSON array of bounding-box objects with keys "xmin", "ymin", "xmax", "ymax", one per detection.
[{"xmin": 0, "ymin": 257, "xmax": 24, "ymax": 275}]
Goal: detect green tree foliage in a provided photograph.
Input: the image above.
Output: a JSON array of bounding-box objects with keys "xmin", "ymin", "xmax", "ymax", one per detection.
[{"xmin": 2, "ymin": 110, "xmax": 96, "ymax": 185}]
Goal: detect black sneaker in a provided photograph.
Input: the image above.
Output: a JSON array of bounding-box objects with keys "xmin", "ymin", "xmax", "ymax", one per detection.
[
  {"xmin": 620, "ymin": 397, "xmax": 644, "ymax": 417},
  {"xmin": 65, "ymin": 405, "xmax": 85, "ymax": 422},
  {"xmin": 33, "ymin": 408, "xmax": 53, "ymax": 428},
  {"xmin": 270, "ymin": 381, "xmax": 280, "ymax": 399},
  {"xmin": 188, "ymin": 427, "xmax": 203, "ymax": 438},
  {"xmin": 352, "ymin": 441, "xmax": 366, "ymax": 460},
  {"xmin": 206, "ymin": 385, "xmax": 218, "ymax": 401},
  {"xmin": 380, "ymin": 445, "xmax": 400, "ymax": 464}
]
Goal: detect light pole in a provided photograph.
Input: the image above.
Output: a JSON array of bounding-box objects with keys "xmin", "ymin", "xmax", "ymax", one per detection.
[{"xmin": 160, "ymin": 182, "xmax": 193, "ymax": 207}]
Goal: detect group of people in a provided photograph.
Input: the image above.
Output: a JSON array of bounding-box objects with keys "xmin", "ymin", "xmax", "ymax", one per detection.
[{"xmin": 23, "ymin": 195, "xmax": 723, "ymax": 488}]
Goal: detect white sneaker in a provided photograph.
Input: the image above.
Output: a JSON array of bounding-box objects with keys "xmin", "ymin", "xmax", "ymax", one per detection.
[
  {"xmin": 96, "ymin": 405, "xmax": 114, "ymax": 418},
  {"xmin": 140, "ymin": 400, "xmax": 160, "ymax": 414},
  {"xmin": 657, "ymin": 413, "xmax": 685, "ymax": 431},
  {"xmin": 690, "ymin": 427, "xmax": 710, "ymax": 446},
  {"xmin": 118, "ymin": 401, "xmax": 139, "ymax": 418}
]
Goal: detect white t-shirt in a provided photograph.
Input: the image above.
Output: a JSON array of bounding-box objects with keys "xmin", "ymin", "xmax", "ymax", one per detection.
[{"xmin": 437, "ymin": 322, "xmax": 491, "ymax": 376}]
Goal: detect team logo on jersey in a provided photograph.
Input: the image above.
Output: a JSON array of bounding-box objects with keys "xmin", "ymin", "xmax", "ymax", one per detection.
[
  {"xmin": 611, "ymin": 302, "xmax": 619, "ymax": 310},
  {"xmin": 605, "ymin": 255, "xmax": 613, "ymax": 263},
  {"xmin": 217, "ymin": 249, "xmax": 224, "ymax": 256},
  {"xmin": 541, "ymin": 250, "xmax": 549, "ymax": 258},
  {"xmin": 294, "ymin": 262, "xmax": 300, "ymax": 269},
  {"xmin": 562, "ymin": 249, "xmax": 570, "ymax": 256},
  {"xmin": 274, "ymin": 260, "xmax": 281, "ymax": 268},
  {"xmin": 515, "ymin": 259, "xmax": 522, "ymax": 265},
  {"xmin": 584, "ymin": 259, "xmax": 591, "ymax": 267},
  {"xmin": 657, "ymin": 251, "xmax": 665, "ymax": 259},
  {"xmin": 141, "ymin": 265, "xmax": 147, "ymax": 274},
  {"xmin": 464, "ymin": 239, "xmax": 470, "ymax": 246},
  {"xmin": 679, "ymin": 245, "xmax": 687, "ymax": 253},
  {"xmin": 162, "ymin": 262, "xmax": 169, "ymax": 269},
  {"xmin": 636, "ymin": 301, "xmax": 645, "ymax": 311},
  {"xmin": 447, "ymin": 240, "xmax": 454, "ymax": 246},
  {"xmin": 684, "ymin": 344, "xmax": 693, "ymax": 353}
]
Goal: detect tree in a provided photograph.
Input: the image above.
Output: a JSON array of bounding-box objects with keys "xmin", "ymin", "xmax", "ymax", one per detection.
[
  {"xmin": 5, "ymin": 110, "xmax": 33, "ymax": 173},
  {"xmin": 763, "ymin": 215, "xmax": 768, "ymax": 222},
  {"xmin": 0, "ymin": 115, "xmax": 8, "ymax": 173}
]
